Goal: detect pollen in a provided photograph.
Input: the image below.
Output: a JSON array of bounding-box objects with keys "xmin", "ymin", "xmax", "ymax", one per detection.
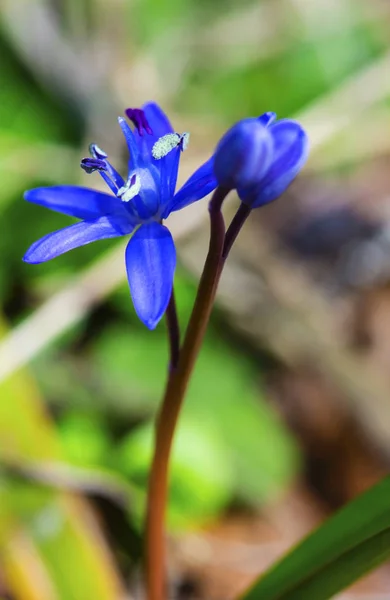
[
  {"xmin": 152, "ymin": 133, "xmax": 181, "ymax": 159},
  {"xmin": 180, "ymin": 132, "xmax": 190, "ymax": 150}
]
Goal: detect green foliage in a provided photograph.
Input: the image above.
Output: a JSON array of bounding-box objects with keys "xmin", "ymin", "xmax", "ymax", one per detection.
[
  {"xmin": 0, "ymin": 317, "xmax": 124, "ymax": 599},
  {"xmin": 118, "ymin": 418, "xmax": 234, "ymax": 529},
  {"xmin": 91, "ymin": 272, "xmax": 298, "ymax": 518},
  {"xmin": 240, "ymin": 477, "xmax": 390, "ymax": 600},
  {"xmin": 58, "ymin": 411, "xmax": 111, "ymax": 466}
]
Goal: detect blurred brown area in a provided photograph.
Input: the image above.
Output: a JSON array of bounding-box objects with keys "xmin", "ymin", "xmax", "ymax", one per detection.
[{"xmin": 171, "ymin": 492, "xmax": 390, "ymax": 599}]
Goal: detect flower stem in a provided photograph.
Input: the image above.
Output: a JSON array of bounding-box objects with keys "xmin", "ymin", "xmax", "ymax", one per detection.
[
  {"xmin": 145, "ymin": 187, "xmax": 228, "ymax": 600},
  {"xmin": 223, "ymin": 202, "xmax": 251, "ymax": 259},
  {"xmin": 165, "ymin": 290, "xmax": 180, "ymax": 370}
]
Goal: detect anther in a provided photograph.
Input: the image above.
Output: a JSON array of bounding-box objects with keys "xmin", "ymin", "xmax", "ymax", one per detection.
[
  {"xmin": 125, "ymin": 108, "xmax": 153, "ymax": 136},
  {"xmin": 117, "ymin": 172, "xmax": 141, "ymax": 202},
  {"xmin": 89, "ymin": 143, "xmax": 108, "ymax": 159},
  {"xmin": 80, "ymin": 157, "xmax": 108, "ymax": 174},
  {"xmin": 151, "ymin": 133, "xmax": 181, "ymax": 159},
  {"xmin": 179, "ymin": 132, "xmax": 190, "ymax": 151}
]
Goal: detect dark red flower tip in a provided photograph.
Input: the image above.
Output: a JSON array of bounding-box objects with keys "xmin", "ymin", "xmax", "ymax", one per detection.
[{"xmin": 125, "ymin": 108, "xmax": 153, "ymax": 136}]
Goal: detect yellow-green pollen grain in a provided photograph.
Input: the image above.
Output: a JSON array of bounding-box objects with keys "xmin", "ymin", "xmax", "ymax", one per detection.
[{"xmin": 152, "ymin": 133, "xmax": 181, "ymax": 159}]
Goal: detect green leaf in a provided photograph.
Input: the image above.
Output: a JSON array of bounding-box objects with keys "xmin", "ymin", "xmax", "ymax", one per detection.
[
  {"xmin": 92, "ymin": 320, "xmax": 298, "ymax": 506},
  {"xmin": 0, "ymin": 316, "xmax": 125, "ymax": 600},
  {"xmin": 117, "ymin": 416, "xmax": 235, "ymax": 529},
  {"xmin": 240, "ymin": 477, "xmax": 390, "ymax": 600}
]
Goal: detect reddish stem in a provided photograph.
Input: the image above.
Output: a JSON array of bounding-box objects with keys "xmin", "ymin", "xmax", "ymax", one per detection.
[
  {"xmin": 145, "ymin": 187, "xmax": 227, "ymax": 600},
  {"xmin": 165, "ymin": 290, "xmax": 180, "ymax": 370},
  {"xmin": 223, "ymin": 202, "xmax": 251, "ymax": 259}
]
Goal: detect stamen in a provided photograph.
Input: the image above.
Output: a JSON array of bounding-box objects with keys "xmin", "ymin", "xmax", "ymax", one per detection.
[
  {"xmin": 152, "ymin": 133, "xmax": 181, "ymax": 159},
  {"xmin": 80, "ymin": 157, "xmax": 108, "ymax": 174},
  {"xmin": 179, "ymin": 132, "xmax": 190, "ymax": 151},
  {"xmin": 87, "ymin": 141, "xmax": 125, "ymax": 191},
  {"xmin": 117, "ymin": 172, "xmax": 141, "ymax": 202},
  {"xmin": 125, "ymin": 108, "xmax": 153, "ymax": 136},
  {"xmin": 89, "ymin": 143, "xmax": 108, "ymax": 159}
]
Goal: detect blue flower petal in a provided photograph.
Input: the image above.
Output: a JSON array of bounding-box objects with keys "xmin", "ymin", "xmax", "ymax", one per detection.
[
  {"xmin": 142, "ymin": 102, "xmax": 174, "ymax": 143},
  {"xmin": 138, "ymin": 103, "xmax": 179, "ymax": 191},
  {"xmin": 166, "ymin": 156, "xmax": 217, "ymax": 216},
  {"xmin": 128, "ymin": 103, "xmax": 174, "ymax": 163},
  {"xmin": 125, "ymin": 222, "xmax": 176, "ymax": 329},
  {"xmin": 156, "ymin": 147, "xmax": 181, "ymax": 209},
  {"xmin": 24, "ymin": 186, "xmax": 126, "ymax": 220},
  {"xmin": 23, "ymin": 215, "xmax": 133, "ymax": 263},
  {"xmin": 118, "ymin": 117, "xmax": 143, "ymax": 170},
  {"xmin": 168, "ymin": 147, "xmax": 181, "ymax": 197},
  {"xmin": 158, "ymin": 156, "xmax": 172, "ymax": 208},
  {"xmin": 239, "ymin": 119, "xmax": 309, "ymax": 207},
  {"xmin": 258, "ymin": 111, "xmax": 277, "ymax": 127}
]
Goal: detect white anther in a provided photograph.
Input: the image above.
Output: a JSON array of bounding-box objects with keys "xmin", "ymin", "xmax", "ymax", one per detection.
[
  {"xmin": 180, "ymin": 132, "xmax": 190, "ymax": 150},
  {"xmin": 90, "ymin": 143, "xmax": 107, "ymax": 159},
  {"xmin": 118, "ymin": 173, "xmax": 141, "ymax": 202}
]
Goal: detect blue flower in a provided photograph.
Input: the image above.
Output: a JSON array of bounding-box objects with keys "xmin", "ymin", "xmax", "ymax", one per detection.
[
  {"xmin": 23, "ymin": 102, "xmax": 218, "ymax": 329},
  {"xmin": 214, "ymin": 112, "xmax": 309, "ymax": 208}
]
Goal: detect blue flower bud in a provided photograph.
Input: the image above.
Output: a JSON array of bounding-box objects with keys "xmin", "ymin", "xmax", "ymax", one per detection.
[
  {"xmin": 238, "ymin": 118, "xmax": 309, "ymax": 208},
  {"xmin": 213, "ymin": 118, "xmax": 273, "ymax": 190},
  {"xmin": 258, "ymin": 111, "xmax": 277, "ymax": 127}
]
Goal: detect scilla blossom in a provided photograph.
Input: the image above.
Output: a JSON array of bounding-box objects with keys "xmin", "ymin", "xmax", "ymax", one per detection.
[{"xmin": 24, "ymin": 103, "xmax": 217, "ymax": 329}]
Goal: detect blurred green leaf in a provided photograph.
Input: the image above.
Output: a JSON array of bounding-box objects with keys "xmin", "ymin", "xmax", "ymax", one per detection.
[
  {"xmin": 132, "ymin": 0, "xmax": 191, "ymax": 44},
  {"xmin": 0, "ymin": 316, "xmax": 125, "ymax": 600},
  {"xmin": 240, "ymin": 477, "xmax": 390, "ymax": 600},
  {"xmin": 118, "ymin": 417, "xmax": 234, "ymax": 529},
  {"xmin": 92, "ymin": 294, "xmax": 298, "ymax": 514},
  {"xmin": 182, "ymin": 22, "xmax": 385, "ymax": 120},
  {"xmin": 58, "ymin": 411, "xmax": 111, "ymax": 466}
]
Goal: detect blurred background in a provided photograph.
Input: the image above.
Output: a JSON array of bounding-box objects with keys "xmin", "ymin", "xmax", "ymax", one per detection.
[{"xmin": 1, "ymin": 0, "xmax": 390, "ymax": 598}]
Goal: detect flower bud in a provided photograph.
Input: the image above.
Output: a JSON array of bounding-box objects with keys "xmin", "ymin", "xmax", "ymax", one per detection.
[
  {"xmin": 258, "ymin": 111, "xmax": 277, "ymax": 127},
  {"xmin": 213, "ymin": 118, "xmax": 273, "ymax": 190},
  {"xmin": 238, "ymin": 119, "xmax": 309, "ymax": 208}
]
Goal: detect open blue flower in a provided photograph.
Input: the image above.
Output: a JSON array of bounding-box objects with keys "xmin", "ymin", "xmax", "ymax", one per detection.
[{"xmin": 23, "ymin": 102, "xmax": 217, "ymax": 329}]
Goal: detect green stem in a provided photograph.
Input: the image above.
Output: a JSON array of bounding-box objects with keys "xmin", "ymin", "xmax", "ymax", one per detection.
[{"xmin": 145, "ymin": 187, "xmax": 228, "ymax": 600}]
